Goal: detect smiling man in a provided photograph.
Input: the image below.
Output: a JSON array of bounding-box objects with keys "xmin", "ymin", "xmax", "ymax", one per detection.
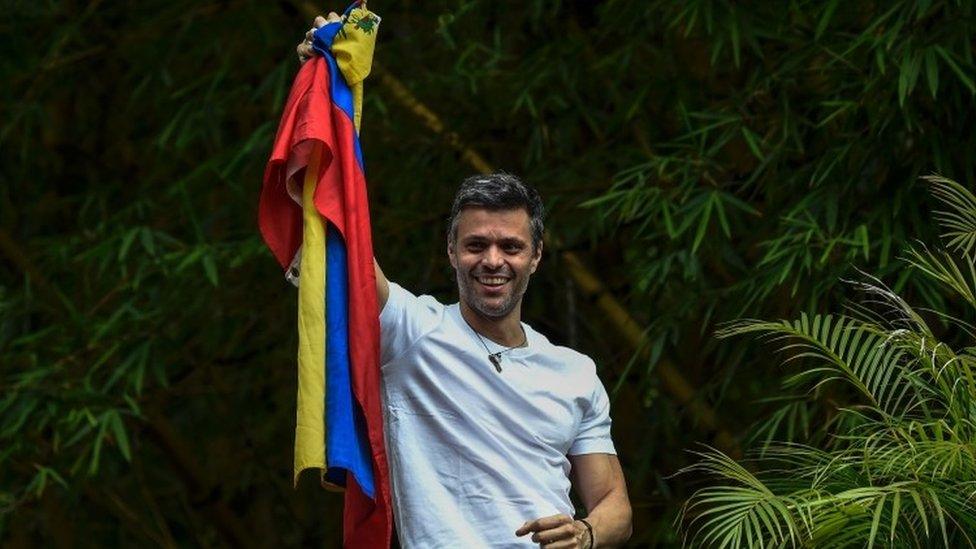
[
  {"xmin": 297, "ymin": 15, "xmax": 631, "ymax": 548},
  {"xmin": 375, "ymin": 174, "xmax": 632, "ymax": 548}
]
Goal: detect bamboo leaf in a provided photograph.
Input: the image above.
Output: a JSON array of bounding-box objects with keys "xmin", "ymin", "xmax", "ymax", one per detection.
[
  {"xmin": 815, "ymin": 0, "xmax": 841, "ymax": 40},
  {"xmin": 108, "ymin": 411, "xmax": 131, "ymax": 462},
  {"xmin": 934, "ymin": 46, "xmax": 976, "ymax": 94},
  {"xmin": 925, "ymin": 48, "xmax": 939, "ymax": 98},
  {"xmin": 202, "ymin": 253, "xmax": 219, "ymax": 286}
]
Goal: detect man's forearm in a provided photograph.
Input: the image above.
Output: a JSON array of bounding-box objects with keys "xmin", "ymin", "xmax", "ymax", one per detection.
[{"xmin": 583, "ymin": 488, "xmax": 632, "ymax": 547}]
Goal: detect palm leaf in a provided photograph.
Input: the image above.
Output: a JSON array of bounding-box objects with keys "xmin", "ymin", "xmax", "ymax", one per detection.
[
  {"xmin": 681, "ymin": 448, "xmax": 811, "ymax": 548},
  {"xmin": 905, "ymin": 244, "xmax": 976, "ymax": 310},
  {"xmin": 717, "ymin": 314, "xmax": 913, "ymax": 414},
  {"xmin": 925, "ymin": 175, "xmax": 976, "ymax": 260}
]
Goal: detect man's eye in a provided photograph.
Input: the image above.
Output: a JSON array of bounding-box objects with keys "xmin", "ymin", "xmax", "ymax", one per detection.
[
  {"xmin": 504, "ymin": 244, "xmax": 522, "ymax": 253},
  {"xmin": 467, "ymin": 244, "xmax": 485, "ymax": 252}
]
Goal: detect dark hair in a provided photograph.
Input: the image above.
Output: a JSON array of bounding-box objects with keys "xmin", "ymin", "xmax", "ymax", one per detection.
[{"xmin": 447, "ymin": 173, "xmax": 545, "ymax": 251}]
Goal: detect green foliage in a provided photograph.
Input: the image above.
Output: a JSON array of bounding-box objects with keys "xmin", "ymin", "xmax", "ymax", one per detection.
[
  {"xmin": 682, "ymin": 177, "xmax": 976, "ymax": 547},
  {"xmin": 1, "ymin": 1, "xmax": 331, "ymax": 545},
  {"xmin": 2, "ymin": 0, "xmax": 976, "ymax": 545}
]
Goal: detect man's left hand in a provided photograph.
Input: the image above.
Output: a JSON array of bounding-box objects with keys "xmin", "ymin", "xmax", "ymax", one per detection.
[
  {"xmin": 296, "ymin": 12, "xmax": 342, "ymax": 63},
  {"xmin": 515, "ymin": 514, "xmax": 590, "ymax": 548}
]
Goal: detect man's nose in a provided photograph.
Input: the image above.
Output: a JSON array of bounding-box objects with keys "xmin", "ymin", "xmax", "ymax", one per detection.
[{"xmin": 482, "ymin": 246, "xmax": 504, "ymax": 268}]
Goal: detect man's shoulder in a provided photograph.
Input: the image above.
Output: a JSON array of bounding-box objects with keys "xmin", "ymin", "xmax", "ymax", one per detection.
[
  {"xmin": 524, "ymin": 323, "xmax": 597, "ymax": 375},
  {"xmin": 387, "ymin": 282, "xmax": 447, "ymax": 311},
  {"xmin": 381, "ymin": 282, "xmax": 449, "ymax": 334}
]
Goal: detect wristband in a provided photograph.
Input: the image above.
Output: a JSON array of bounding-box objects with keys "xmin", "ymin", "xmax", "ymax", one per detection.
[{"xmin": 577, "ymin": 518, "xmax": 594, "ymax": 549}]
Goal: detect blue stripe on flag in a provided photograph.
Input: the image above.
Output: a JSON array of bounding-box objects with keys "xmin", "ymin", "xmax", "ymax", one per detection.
[
  {"xmin": 312, "ymin": 23, "xmax": 366, "ymax": 169},
  {"xmin": 325, "ymin": 224, "xmax": 375, "ymax": 498}
]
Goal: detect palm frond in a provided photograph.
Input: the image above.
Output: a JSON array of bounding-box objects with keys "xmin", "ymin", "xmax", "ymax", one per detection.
[
  {"xmin": 693, "ymin": 174, "xmax": 976, "ymax": 546},
  {"xmin": 807, "ymin": 482, "xmax": 950, "ymax": 548},
  {"xmin": 844, "ymin": 273, "xmax": 935, "ymax": 338},
  {"xmin": 905, "ymin": 243, "xmax": 976, "ymax": 310},
  {"xmin": 717, "ymin": 314, "xmax": 913, "ymax": 414},
  {"xmin": 883, "ymin": 333, "xmax": 976, "ymax": 423},
  {"xmin": 746, "ymin": 397, "xmax": 819, "ymax": 452},
  {"xmin": 680, "ymin": 448, "xmax": 812, "ymax": 548},
  {"xmin": 682, "ymin": 445, "xmax": 968, "ymax": 548},
  {"xmin": 925, "ymin": 175, "xmax": 976, "ymax": 260}
]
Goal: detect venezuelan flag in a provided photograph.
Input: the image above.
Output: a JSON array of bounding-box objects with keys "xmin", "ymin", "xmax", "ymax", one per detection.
[{"xmin": 258, "ymin": 3, "xmax": 390, "ymax": 547}]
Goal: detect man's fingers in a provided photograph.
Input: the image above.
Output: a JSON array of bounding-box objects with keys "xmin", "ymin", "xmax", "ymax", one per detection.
[
  {"xmin": 530, "ymin": 522, "xmax": 577, "ymax": 544},
  {"xmin": 515, "ymin": 514, "xmax": 574, "ymax": 536},
  {"xmin": 310, "ymin": 13, "xmax": 342, "ymax": 38},
  {"xmin": 310, "ymin": 12, "xmax": 338, "ymax": 31},
  {"xmin": 299, "ymin": 11, "xmax": 342, "ymax": 63}
]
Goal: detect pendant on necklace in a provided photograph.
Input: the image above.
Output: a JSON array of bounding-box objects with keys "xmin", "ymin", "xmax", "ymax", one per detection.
[{"xmin": 488, "ymin": 354, "xmax": 503, "ymax": 373}]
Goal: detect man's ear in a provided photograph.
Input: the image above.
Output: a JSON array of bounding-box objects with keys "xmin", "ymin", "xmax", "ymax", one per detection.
[
  {"xmin": 529, "ymin": 241, "xmax": 543, "ymax": 274},
  {"xmin": 448, "ymin": 242, "xmax": 458, "ymax": 269}
]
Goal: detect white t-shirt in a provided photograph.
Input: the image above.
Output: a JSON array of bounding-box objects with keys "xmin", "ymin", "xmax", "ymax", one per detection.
[{"xmin": 379, "ymin": 282, "xmax": 616, "ymax": 548}]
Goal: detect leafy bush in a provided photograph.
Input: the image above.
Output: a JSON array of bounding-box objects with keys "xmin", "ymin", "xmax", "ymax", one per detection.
[{"xmin": 681, "ymin": 176, "xmax": 976, "ymax": 547}]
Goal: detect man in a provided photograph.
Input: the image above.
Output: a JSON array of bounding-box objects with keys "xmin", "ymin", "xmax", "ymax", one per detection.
[{"xmin": 299, "ymin": 16, "xmax": 632, "ymax": 549}]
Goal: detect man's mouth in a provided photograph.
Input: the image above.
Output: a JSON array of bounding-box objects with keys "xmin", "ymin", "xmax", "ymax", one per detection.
[{"xmin": 476, "ymin": 275, "xmax": 510, "ymax": 288}]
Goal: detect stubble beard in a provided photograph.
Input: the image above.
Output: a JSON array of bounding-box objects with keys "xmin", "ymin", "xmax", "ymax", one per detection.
[{"xmin": 457, "ymin": 269, "xmax": 530, "ymax": 320}]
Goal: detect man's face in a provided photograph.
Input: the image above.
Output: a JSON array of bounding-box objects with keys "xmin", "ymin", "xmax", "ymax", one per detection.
[{"xmin": 448, "ymin": 207, "xmax": 542, "ymax": 320}]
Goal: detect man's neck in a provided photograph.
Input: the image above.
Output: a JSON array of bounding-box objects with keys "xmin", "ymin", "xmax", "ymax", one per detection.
[{"xmin": 459, "ymin": 302, "xmax": 526, "ymax": 348}]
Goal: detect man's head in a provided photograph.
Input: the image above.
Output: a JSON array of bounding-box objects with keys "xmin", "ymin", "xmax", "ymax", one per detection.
[{"xmin": 447, "ymin": 173, "xmax": 545, "ymax": 320}]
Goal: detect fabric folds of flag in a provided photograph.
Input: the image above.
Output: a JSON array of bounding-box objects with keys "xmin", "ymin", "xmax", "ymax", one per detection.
[{"xmin": 257, "ymin": 4, "xmax": 389, "ymax": 548}]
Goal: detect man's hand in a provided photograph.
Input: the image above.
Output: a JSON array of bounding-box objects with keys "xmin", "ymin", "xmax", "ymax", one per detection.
[
  {"xmin": 296, "ymin": 12, "xmax": 342, "ymax": 63},
  {"xmin": 515, "ymin": 514, "xmax": 590, "ymax": 548}
]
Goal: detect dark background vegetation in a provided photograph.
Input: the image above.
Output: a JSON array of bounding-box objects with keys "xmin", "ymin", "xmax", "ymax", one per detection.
[{"xmin": 2, "ymin": 0, "xmax": 974, "ymax": 546}]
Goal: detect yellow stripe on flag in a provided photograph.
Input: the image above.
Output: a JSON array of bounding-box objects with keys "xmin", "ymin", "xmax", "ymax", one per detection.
[{"xmin": 294, "ymin": 142, "xmax": 327, "ymax": 485}]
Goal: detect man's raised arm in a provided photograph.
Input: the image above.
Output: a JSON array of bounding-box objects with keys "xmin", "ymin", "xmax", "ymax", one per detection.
[{"xmin": 375, "ymin": 258, "xmax": 390, "ymax": 309}]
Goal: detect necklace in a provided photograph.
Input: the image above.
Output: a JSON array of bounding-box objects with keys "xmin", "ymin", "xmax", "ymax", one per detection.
[{"xmin": 461, "ymin": 314, "xmax": 527, "ymax": 373}]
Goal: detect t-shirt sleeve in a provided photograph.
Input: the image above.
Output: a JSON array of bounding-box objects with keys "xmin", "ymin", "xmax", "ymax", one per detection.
[
  {"xmin": 379, "ymin": 281, "xmax": 444, "ymax": 366},
  {"xmin": 569, "ymin": 369, "xmax": 617, "ymax": 456}
]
